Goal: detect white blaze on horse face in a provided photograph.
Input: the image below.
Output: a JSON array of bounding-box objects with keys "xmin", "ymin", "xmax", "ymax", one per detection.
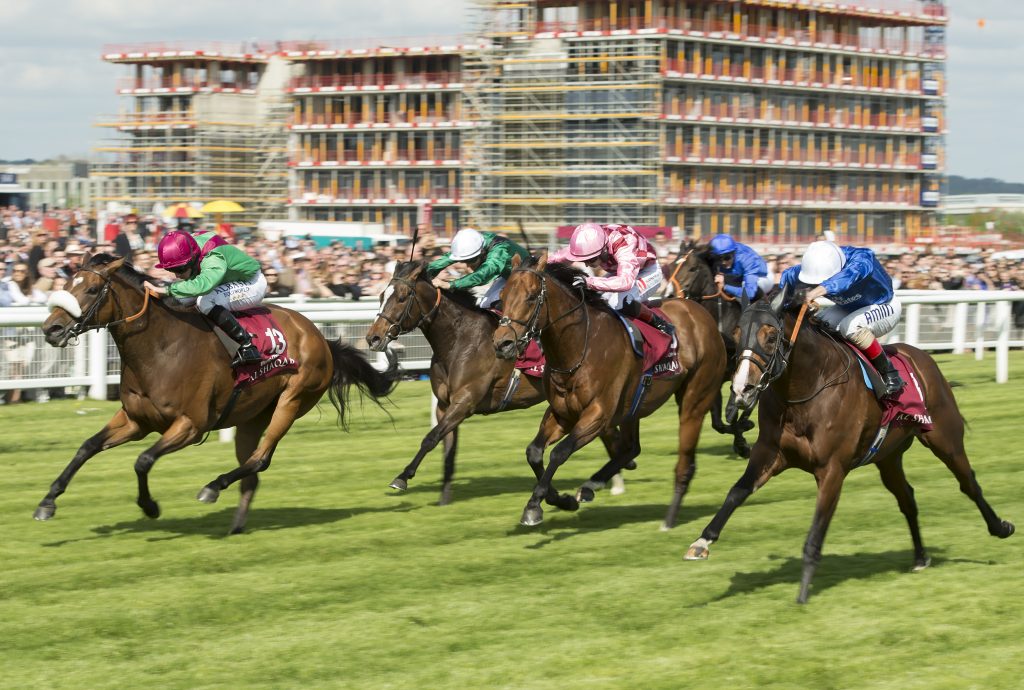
[
  {"xmin": 72, "ymin": 276, "xmax": 84, "ymax": 288},
  {"xmin": 377, "ymin": 285, "xmax": 395, "ymax": 317},
  {"xmin": 732, "ymin": 349, "xmax": 754, "ymax": 397},
  {"xmin": 46, "ymin": 290, "xmax": 83, "ymax": 318}
]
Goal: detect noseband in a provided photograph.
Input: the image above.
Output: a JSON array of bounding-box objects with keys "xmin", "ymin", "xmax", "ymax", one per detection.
[
  {"xmin": 375, "ymin": 277, "xmax": 441, "ymax": 343},
  {"xmin": 496, "ymin": 266, "xmax": 589, "ymax": 375}
]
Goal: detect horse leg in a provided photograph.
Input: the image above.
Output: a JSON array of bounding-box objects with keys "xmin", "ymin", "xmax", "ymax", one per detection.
[
  {"xmin": 523, "ymin": 408, "xmax": 574, "ymax": 514},
  {"xmin": 684, "ymin": 444, "xmax": 784, "ymax": 559},
  {"xmin": 875, "ymin": 440, "xmax": 930, "ymax": 571},
  {"xmin": 918, "ymin": 425, "xmax": 1015, "ymax": 539},
  {"xmin": 134, "ymin": 416, "xmax": 202, "ymax": 519},
  {"xmin": 389, "ymin": 397, "xmax": 471, "ymax": 492},
  {"xmin": 577, "ymin": 423, "xmax": 638, "ymax": 499},
  {"xmin": 521, "ymin": 412, "xmax": 603, "ymax": 527},
  {"xmin": 227, "ymin": 415, "xmax": 272, "ymax": 535},
  {"xmin": 196, "ymin": 393, "xmax": 302, "ymax": 514},
  {"xmin": 796, "ymin": 463, "xmax": 846, "ymax": 604},
  {"xmin": 34, "ymin": 409, "xmax": 145, "ymax": 521},
  {"xmin": 731, "ymin": 406, "xmax": 754, "ymax": 459},
  {"xmin": 662, "ymin": 408, "xmax": 707, "ymax": 531},
  {"xmin": 709, "ymin": 389, "xmax": 728, "ymax": 434},
  {"xmin": 438, "ymin": 423, "xmax": 459, "ymax": 507}
]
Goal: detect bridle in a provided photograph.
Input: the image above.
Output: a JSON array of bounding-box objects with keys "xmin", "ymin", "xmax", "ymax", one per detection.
[
  {"xmin": 496, "ymin": 266, "xmax": 589, "ymax": 375},
  {"xmin": 737, "ymin": 302, "xmax": 850, "ymax": 404},
  {"xmin": 375, "ymin": 276, "xmax": 442, "ymax": 343},
  {"xmin": 59, "ymin": 267, "xmax": 154, "ymax": 344}
]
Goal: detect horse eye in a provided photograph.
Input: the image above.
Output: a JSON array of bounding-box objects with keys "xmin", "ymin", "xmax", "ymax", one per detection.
[
  {"xmin": 86, "ymin": 286, "xmax": 100, "ymax": 296},
  {"xmin": 526, "ymin": 295, "xmax": 538, "ymax": 304}
]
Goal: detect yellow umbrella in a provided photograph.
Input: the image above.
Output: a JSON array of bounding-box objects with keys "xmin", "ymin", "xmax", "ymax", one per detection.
[
  {"xmin": 162, "ymin": 203, "xmax": 204, "ymax": 219},
  {"xmin": 201, "ymin": 199, "xmax": 246, "ymax": 214}
]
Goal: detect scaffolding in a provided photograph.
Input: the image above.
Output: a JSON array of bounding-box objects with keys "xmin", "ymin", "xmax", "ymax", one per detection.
[
  {"xmin": 465, "ymin": 2, "xmax": 663, "ymax": 238},
  {"xmin": 92, "ymin": 54, "xmax": 290, "ymax": 229}
]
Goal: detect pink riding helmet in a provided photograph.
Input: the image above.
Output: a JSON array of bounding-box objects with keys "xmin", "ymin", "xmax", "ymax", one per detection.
[
  {"xmin": 566, "ymin": 223, "xmax": 607, "ymax": 261},
  {"xmin": 155, "ymin": 231, "xmax": 201, "ymax": 269}
]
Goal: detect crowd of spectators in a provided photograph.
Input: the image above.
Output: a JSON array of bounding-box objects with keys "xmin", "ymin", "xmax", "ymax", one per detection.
[{"xmin": 2, "ymin": 204, "xmax": 1023, "ymax": 403}]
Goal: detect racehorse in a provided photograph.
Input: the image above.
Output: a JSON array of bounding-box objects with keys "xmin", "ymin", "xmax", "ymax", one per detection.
[
  {"xmin": 668, "ymin": 241, "xmax": 755, "ymax": 457},
  {"xmin": 684, "ymin": 287, "xmax": 1015, "ymax": 603},
  {"xmin": 364, "ymin": 260, "xmax": 619, "ymax": 505},
  {"xmin": 493, "ymin": 253, "xmax": 727, "ymax": 528},
  {"xmin": 38, "ymin": 253, "xmax": 396, "ymax": 534}
]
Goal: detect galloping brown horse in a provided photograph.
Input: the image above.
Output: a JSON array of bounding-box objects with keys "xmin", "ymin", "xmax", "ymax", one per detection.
[
  {"xmin": 365, "ymin": 260, "xmax": 619, "ymax": 505},
  {"xmin": 685, "ymin": 287, "xmax": 1015, "ymax": 603},
  {"xmin": 669, "ymin": 241, "xmax": 755, "ymax": 457},
  {"xmin": 38, "ymin": 254, "xmax": 395, "ymax": 534},
  {"xmin": 493, "ymin": 253, "xmax": 727, "ymax": 528}
]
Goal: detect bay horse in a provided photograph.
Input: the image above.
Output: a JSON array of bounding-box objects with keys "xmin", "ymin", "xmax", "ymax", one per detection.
[
  {"xmin": 684, "ymin": 287, "xmax": 1015, "ymax": 603},
  {"xmin": 364, "ymin": 260, "xmax": 617, "ymax": 505},
  {"xmin": 493, "ymin": 253, "xmax": 727, "ymax": 528},
  {"xmin": 668, "ymin": 241, "xmax": 755, "ymax": 457},
  {"xmin": 38, "ymin": 253, "xmax": 396, "ymax": 534}
]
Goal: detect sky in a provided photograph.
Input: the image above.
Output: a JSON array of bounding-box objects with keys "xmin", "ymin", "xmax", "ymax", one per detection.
[{"xmin": 0, "ymin": 0, "xmax": 1020, "ymax": 180}]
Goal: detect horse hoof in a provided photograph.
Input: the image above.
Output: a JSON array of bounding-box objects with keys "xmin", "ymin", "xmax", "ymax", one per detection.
[
  {"xmin": 138, "ymin": 499, "xmax": 161, "ymax": 519},
  {"xmin": 438, "ymin": 488, "xmax": 453, "ymax": 507},
  {"xmin": 912, "ymin": 556, "xmax": 932, "ymax": 572},
  {"xmin": 624, "ymin": 460, "xmax": 638, "ymax": 471},
  {"xmin": 998, "ymin": 520, "xmax": 1015, "ymax": 539},
  {"xmin": 389, "ymin": 477, "xmax": 408, "ymax": 492},
  {"xmin": 576, "ymin": 486, "xmax": 596, "ymax": 503},
  {"xmin": 734, "ymin": 442, "xmax": 751, "ymax": 459},
  {"xmin": 228, "ymin": 525, "xmax": 246, "ymax": 536},
  {"xmin": 684, "ymin": 538, "xmax": 711, "ymax": 560},
  {"xmin": 559, "ymin": 494, "xmax": 580, "ymax": 512},
  {"xmin": 33, "ymin": 504, "xmax": 55, "ymax": 521},
  {"xmin": 196, "ymin": 487, "xmax": 220, "ymax": 504},
  {"xmin": 520, "ymin": 507, "xmax": 543, "ymax": 527}
]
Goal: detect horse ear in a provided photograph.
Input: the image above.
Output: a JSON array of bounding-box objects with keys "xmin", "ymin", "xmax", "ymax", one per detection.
[
  {"xmin": 103, "ymin": 255, "xmax": 126, "ymax": 274},
  {"xmin": 511, "ymin": 254, "xmax": 522, "ymax": 269},
  {"xmin": 535, "ymin": 250, "xmax": 548, "ymax": 270},
  {"xmin": 769, "ymin": 284, "xmax": 790, "ymax": 314},
  {"xmin": 406, "ymin": 260, "xmax": 426, "ymax": 279}
]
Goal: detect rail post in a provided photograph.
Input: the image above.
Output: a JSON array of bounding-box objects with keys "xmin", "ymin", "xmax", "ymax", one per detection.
[{"xmin": 87, "ymin": 330, "xmax": 108, "ymax": 400}]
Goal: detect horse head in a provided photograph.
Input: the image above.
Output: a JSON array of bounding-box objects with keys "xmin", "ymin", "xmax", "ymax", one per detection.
[
  {"xmin": 727, "ymin": 284, "xmax": 793, "ymax": 418},
  {"xmin": 365, "ymin": 260, "xmax": 438, "ymax": 352},
  {"xmin": 673, "ymin": 243, "xmax": 715, "ymax": 300},
  {"xmin": 493, "ymin": 252, "xmax": 547, "ymax": 360},
  {"xmin": 43, "ymin": 253, "xmax": 130, "ymax": 347}
]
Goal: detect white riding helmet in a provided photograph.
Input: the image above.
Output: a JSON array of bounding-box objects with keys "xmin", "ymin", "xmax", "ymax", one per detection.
[
  {"xmin": 449, "ymin": 228, "xmax": 485, "ymax": 261},
  {"xmin": 798, "ymin": 241, "xmax": 846, "ymax": 284}
]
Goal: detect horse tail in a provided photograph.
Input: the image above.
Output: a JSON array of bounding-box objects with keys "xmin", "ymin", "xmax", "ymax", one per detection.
[{"xmin": 326, "ymin": 340, "xmax": 399, "ymax": 429}]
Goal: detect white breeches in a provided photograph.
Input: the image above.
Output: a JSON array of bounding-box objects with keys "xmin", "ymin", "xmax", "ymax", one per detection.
[
  {"xmin": 469, "ymin": 277, "xmax": 506, "ymax": 309},
  {"xmin": 602, "ymin": 262, "xmax": 662, "ymax": 310},
  {"xmin": 817, "ymin": 298, "xmax": 901, "ymax": 340},
  {"xmin": 195, "ymin": 273, "xmax": 268, "ymax": 314}
]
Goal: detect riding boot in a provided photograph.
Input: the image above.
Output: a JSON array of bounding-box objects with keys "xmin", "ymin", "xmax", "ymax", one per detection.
[
  {"xmin": 869, "ymin": 349, "xmax": 905, "ymax": 398},
  {"xmin": 208, "ymin": 305, "xmax": 262, "ymax": 367},
  {"xmin": 631, "ymin": 302, "xmax": 676, "ymax": 337}
]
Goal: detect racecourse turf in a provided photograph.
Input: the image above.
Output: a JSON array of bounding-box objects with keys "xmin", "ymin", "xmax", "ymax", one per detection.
[{"xmin": 1, "ymin": 352, "xmax": 1022, "ymax": 690}]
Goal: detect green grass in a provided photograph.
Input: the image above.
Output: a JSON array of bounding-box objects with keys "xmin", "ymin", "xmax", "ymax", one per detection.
[{"xmin": 1, "ymin": 353, "xmax": 1023, "ymax": 690}]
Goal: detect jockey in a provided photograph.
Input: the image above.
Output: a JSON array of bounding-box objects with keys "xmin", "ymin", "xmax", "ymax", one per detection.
[
  {"xmin": 779, "ymin": 240, "xmax": 904, "ymax": 397},
  {"xmin": 707, "ymin": 233, "xmax": 772, "ymax": 302},
  {"xmin": 427, "ymin": 227, "xmax": 530, "ymax": 309},
  {"xmin": 144, "ymin": 229, "xmax": 266, "ymax": 367},
  {"xmin": 550, "ymin": 222, "xmax": 675, "ymax": 336}
]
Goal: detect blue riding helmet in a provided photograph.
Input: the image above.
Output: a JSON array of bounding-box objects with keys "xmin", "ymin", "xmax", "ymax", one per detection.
[{"xmin": 708, "ymin": 234, "xmax": 738, "ymax": 257}]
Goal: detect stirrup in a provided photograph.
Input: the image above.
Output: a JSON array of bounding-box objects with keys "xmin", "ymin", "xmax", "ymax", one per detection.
[
  {"xmin": 231, "ymin": 344, "xmax": 262, "ymax": 367},
  {"xmin": 651, "ymin": 316, "xmax": 676, "ymax": 336},
  {"xmin": 882, "ymin": 372, "xmax": 905, "ymax": 398}
]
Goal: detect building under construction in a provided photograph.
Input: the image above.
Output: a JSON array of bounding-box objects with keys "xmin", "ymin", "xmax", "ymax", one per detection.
[
  {"xmin": 92, "ymin": 42, "xmax": 290, "ymax": 228},
  {"xmin": 94, "ymin": 0, "xmax": 946, "ymax": 244},
  {"xmin": 464, "ymin": 0, "xmax": 947, "ymax": 244}
]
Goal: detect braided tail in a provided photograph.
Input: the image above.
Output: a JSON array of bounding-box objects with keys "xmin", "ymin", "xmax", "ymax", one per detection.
[{"xmin": 326, "ymin": 341, "xmax": 399, "ymax": 429}]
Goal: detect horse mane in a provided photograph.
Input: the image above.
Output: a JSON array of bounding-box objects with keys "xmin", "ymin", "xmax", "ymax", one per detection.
[
  {"xmin": 537, "ymin": 258, "xmax": 616, "ymax": 315},
  {"xmin": 87, "ymin": 253, "xmax": 152, "ymax": 291}
]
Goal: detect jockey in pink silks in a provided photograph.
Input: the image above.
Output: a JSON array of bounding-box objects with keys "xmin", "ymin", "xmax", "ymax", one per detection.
[{"xmin": 549, "ymin": 223, "xmax": 675, "ymax": 336}]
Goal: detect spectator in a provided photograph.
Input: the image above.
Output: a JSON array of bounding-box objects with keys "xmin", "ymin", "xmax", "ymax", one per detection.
[{"xmin": 263, "ymin": 268, "xmax": 292, "ymax": 298}]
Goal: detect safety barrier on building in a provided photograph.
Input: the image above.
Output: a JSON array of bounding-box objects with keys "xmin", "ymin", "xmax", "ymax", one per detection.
[{"xmin": 1, "ymin": 292, "xmax": 1021, "ymax": 400}]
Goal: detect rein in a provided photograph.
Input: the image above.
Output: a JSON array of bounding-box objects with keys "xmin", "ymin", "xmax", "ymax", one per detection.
[
  {"xmin": 376, "ymin": 276, "xmax": 442, "ymax": 342},
  {"xmin": 498, "ymin": 267, "xmax": 590, "ymax": 375}
]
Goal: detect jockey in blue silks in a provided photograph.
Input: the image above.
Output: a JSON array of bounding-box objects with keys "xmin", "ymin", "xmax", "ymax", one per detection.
[
  {"xmin": 707, "ymin": 234, "xmax": 772, "ymax": 302},
  {"xmin": 779, "ymin": 240, "xmax": 904, "ymax": 397}
]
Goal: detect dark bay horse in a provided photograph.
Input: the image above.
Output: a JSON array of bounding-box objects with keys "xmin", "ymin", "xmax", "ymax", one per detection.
[
  {"xmin": 365, "ymin": 260, "xmax": 620, "ymax": 505},
  {"xmin": 669, "ymin": 241, "xmax": 754, "ymax": 457},
  {"xmin": 493, "ymin": 253, "xmax": 727, "ymax": 528},
  {"xmin": 684, "ymin": 287, "xmax": 1015, "ymax": 603},
  {"xmin": 39, "ymin": 254, "xmax": 395, "ymax": 534}
]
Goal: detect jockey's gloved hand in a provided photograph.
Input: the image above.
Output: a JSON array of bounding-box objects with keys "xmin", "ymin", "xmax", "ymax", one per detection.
[{"xmin": 571, "ymin": 276, "xmax": 588, "ymax": 290}]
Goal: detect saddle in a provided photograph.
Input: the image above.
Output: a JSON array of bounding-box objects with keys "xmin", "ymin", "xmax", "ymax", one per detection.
[
  {"xmin": 612, "ymin": 308, "xmax": 679, "ymax": 379},
  {"xmin": 845, "ymin": 343, "xmax": 933, "ymax": 431},
  {"xmin": 211, "ymin": 308, "xmax": 298, "ymax": 387}
]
